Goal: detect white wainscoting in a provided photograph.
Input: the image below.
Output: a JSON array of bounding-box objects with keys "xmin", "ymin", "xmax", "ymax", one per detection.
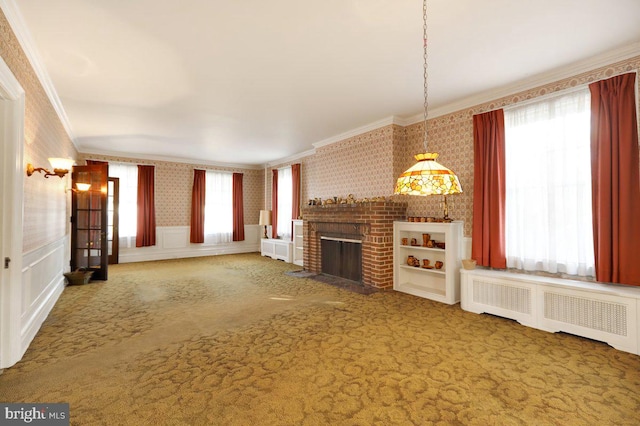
[
  {"xmin": 20, "ymin": 236, "xmax": 68, "ymax": 355},
  {"xmin": 461, "ymin": 269, "xmax": 640, "ymax": 355},
  {"xmin": 119, "ymin": 225, "xmax": 262, "ymax": 263}
]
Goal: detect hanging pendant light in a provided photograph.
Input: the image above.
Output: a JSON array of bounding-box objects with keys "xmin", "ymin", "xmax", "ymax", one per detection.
[{"xmin": 394, "ymin": 0, "xmax": 462, "ymax": 218}]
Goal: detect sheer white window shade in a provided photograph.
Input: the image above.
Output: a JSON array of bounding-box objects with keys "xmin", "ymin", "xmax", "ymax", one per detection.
[
  {"xmin": 108, "ymin": 163, "xmax": 138, "ymax": 249},
  {"xmin": 504, "ymin": 88, "xmax": 595, "ymax": 277},
  {"xmin": 277, "ymin": 166, "xmax": 293, "ymax": 240},
  {"xmin": 204, "ymin": 171, "xmax": 233, "ymax": 244}
]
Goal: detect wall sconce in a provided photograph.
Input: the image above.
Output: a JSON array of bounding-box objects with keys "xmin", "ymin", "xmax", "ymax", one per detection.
[
  {"xmin": 259, "ymin": 210, "xmax": 272, "ymax": 239},
  {"xmin": 75, "ymin": 183, "xmax": 91, "ymax": 191},
  {"xmin": 66, "ymin": 183, "xmax": 91, "ymax": 193},
  {"xmin": 26, "ymin": 157, "xmax": 75, "ymax": 179}
]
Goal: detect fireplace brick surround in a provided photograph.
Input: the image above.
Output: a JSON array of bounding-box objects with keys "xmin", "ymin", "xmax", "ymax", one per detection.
[{"xmin": 302, "ymin": 201, "xmax": 408, "ymax": 289}]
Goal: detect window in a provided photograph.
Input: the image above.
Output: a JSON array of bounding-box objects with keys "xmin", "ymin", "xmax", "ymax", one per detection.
[
  {"xmin": 204, "ymin": 171, "xmax": 233, "ymax": 244},
  {"xmin": 108, "ymin": 163, "xmax": 138, "ymax": 249},
  {"xmin": 504, "ymin": 88, "xmax": 595, "ymax": 277},
  {"xmin": 277, "ymin": 166, "xmax": 293, "ymax": 240}
]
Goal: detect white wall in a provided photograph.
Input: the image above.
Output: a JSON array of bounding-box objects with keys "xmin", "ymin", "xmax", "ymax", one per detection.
[{"xmin": 119, "ymin": 225, "xmax": 261, "ymax": 263}]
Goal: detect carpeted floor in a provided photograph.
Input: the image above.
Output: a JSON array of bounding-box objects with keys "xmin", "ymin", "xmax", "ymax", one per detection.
[{"xmin": 1, "ymin": 253, "xmax": 639, "ymax": 425}]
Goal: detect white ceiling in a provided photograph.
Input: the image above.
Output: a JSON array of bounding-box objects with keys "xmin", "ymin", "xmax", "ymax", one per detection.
[{"xmin": 10, "ymin": 0, "xmax": 640, "ymax": 166}]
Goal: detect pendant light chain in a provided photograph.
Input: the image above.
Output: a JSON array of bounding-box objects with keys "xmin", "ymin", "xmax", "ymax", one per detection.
[
  {"xmin": 422, "ymin": 0, "xmax": 429, "ymax": 152},
  {"xmin": 393, "ymin": 0, "xmax": 463, "ymax": 200}
]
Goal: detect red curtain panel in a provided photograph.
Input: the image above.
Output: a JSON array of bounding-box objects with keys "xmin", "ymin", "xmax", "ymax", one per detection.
[
  {"xmin": 271, "ymin": 169, "xmax": 278, "ymax": 238},
  {"xmin": 232, "ymin": 173, "xmax": 245, "ymax": 241},
  {"xmin": 136, "ymin": 165, "xmax": 156, "ymax": 247},
  {"xmin": 471, "ymin": 109, "xmax": 507, "ymax": 268},
  {"xmin": 589, "ymin": 73, "xmax": 640, "ymax": 286},
  {"xmin": 291, "ymin": 163, "xmax": 301, "ymax": 240},
  {"xmin": 190, "ymin": 169, "xmax": 205, "ymax": 244}
]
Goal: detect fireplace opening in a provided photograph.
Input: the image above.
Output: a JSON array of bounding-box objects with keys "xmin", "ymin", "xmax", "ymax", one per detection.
[{"xmin": 321, "ymin": 236, "xmax": 362, "ymax": 283}]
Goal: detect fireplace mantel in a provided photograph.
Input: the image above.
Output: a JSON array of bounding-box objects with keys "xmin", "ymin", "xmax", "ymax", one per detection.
[{"xmin": 302, "ymin": 201, "xmax": 407, "ymax": 289}]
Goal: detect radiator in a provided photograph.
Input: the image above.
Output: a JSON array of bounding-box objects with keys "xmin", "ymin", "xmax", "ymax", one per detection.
[{"xmin": 461, "ymin": 269, "xmax": 640, "ymax": 355}]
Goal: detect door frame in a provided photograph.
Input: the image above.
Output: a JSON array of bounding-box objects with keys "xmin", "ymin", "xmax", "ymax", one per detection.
[
  {"xmin": 0, "ymin": 56, "xmax": 25, "ymax": 369},
  {"xmin": 108, "ymin": 177, "xmax": 119, "ymax": 264}
]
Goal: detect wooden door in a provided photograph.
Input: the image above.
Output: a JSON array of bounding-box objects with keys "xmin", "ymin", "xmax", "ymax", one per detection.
[
  {"xmin": 107, "ymin": 177, "xmax": 119, "ymax": 264},
  {"xmin": 71, "ymin": 165, "xmax": 108, "ymax": 280}
]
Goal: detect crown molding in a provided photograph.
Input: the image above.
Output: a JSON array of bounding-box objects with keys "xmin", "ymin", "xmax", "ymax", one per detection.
[
  {"xmin": 79, "ymin": 148, "xmax": 264, "ymax": 170},
  {"xmin": 312, "ymin": 115, "xmax": 409, "ymax": 149},
  {"xmin": 0, "ymin": 0, "xmax": 76, "ymax": 143},
  {"xmin": 427, "ymin": 42, "xmax": 640, "ymax": 119},
  {"xmin": 265, "ymin": 148, "xmax": 316, "ymax": 168}
]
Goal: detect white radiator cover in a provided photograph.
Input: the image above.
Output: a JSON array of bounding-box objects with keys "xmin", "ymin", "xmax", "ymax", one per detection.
[{"xmin": 461, "ymin": 269, "xmax": 640, "ymax": 355}]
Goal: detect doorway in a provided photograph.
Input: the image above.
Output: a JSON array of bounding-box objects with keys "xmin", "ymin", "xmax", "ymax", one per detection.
[{"xmin": 0, "ymin": 58, "xmax": 26, "ymax": 368}]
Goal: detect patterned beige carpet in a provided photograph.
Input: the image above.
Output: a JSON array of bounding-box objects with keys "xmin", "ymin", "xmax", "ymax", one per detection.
[{"xmin": 1, "ymin": 253, "xmax": 639, "ymax": 425}]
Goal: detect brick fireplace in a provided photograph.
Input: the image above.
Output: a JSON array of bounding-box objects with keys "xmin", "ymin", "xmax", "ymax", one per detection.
[{"xmin": 302, "ymin": 201, "xmax": 408, "ymax": 289}]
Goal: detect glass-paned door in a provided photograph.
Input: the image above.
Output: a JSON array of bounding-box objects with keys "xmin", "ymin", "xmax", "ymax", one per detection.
[{"xmin": 72, "ymin": 165, "xmax": 108, "ymax": 280}]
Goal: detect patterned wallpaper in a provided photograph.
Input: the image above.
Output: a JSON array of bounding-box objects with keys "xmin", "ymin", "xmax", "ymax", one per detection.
[
  {"xmin": 401, "ymin": 55, "xmax": 640, "ymax": 237},
  {"xmin": 271, "ymin": 56, "xmax": 640, "ymax": 238},
  {"xmin": 268, "ymin": 125, "xmax": 400, "ymax": 211},
  {"xmin": 4, "ymin": 0, "xmax": 638, "ymax": 249},
  {"xmin": 0, "ymin": 9, "xmax": 77, "ymax": 253},
  {"xmin": 77, "ymin": 154, "xmax": 264, "ymax": 226}
]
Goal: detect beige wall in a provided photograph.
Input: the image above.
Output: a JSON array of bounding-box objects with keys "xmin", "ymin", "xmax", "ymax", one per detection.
[
  {"xmin": 271, "ymin": 55, "xmax": 640, "ymax": 238},
  {"xmin": 77, "ymin": 154, "xmax": 264, "ymax": 227},
  {"xmin": 0, "ymin": 9, "xmax": 77, "ymax": 253}
]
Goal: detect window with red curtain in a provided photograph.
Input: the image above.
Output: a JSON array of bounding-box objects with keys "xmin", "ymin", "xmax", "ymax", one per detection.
[
  {"xmin": 271, "ymin": 169, "xmax": 278, "ymax": 238},
  {"xmin": 589, "ymin": 73, "xmax": 640, "ymax": 286},
  {"xmin": 471, "ymin": 109, "xmax": 506, "ymax": 268},
  {"xmin": 190, "ymin": 169, "xmax": 206, "ymax": 243},
  {"xmin": 232, "ymin": 173, "xmax": 245, "ymax": 241},
  {"xmin": 136, "ymin": 165, "xmax": 156, "ymax": 247}
]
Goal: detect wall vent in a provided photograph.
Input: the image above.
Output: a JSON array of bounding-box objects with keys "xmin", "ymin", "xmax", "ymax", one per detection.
[
  {"xmin": 544, "ymin": 292, "xmax": 627, "ymax": 337},
  {"xmin": 473, "ymin": 280, "xmax": 531, "ymax": 314}
]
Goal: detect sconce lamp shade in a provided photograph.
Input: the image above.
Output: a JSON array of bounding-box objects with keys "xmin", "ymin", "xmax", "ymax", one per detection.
[
  {"xmin": 75, "ymin": 183, "xmax": 91, "ymax": 192},
  {"xmin": 259, "ymin": 210, "xmax": 272, "ymax": 226},
  {"xmin": 48, "ymin": 157, "xmax": 75, "ymax": 171},
  {"xmin": 394, "ymin": 153, "xmax": 463, "ymax": 196}
]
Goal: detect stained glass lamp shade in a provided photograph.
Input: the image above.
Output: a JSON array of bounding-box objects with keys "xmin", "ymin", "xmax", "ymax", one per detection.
[{"xmin": 395, "ymin": 153, "xmax": 462, "ymax": 196}]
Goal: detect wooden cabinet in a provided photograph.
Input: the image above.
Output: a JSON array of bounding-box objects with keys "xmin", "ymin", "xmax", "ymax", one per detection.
[
  {"xmin": 393, "ymin": 221, "xmax": 463, "ymax": 304},
  {"xmin": 71, "ymin": 164, "xmax": 108, "ymax": 280},
  {"xmin": 292, "ymin": 219, "xmax": 303, "ymax": 266}
]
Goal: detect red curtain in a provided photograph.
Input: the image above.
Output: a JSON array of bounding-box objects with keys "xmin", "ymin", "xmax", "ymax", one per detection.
[
  {"xmin": 190, "ymin": 169, "xmax": 206, "ymax": 244},
  {"xmin": 471, "ymin": 109, "xmax": 507, "ymax": 268},
  {"xmin": 589, "ymin": 73, "xmax": 640, "ymax": 286},
  {"xmin": 291, "ymin": 163, "xmax": 301, "ymax": 240},
  {"xmin": 271, "ymin": 169, "xmax": 278, "ymax": 238},
  {"xmin": 232, "ymin": 173, "xmax": 245, "ymax": 241},
  {"xmin": 136, "ymin": 165, "xmax": 156, "ymax": 247}
]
